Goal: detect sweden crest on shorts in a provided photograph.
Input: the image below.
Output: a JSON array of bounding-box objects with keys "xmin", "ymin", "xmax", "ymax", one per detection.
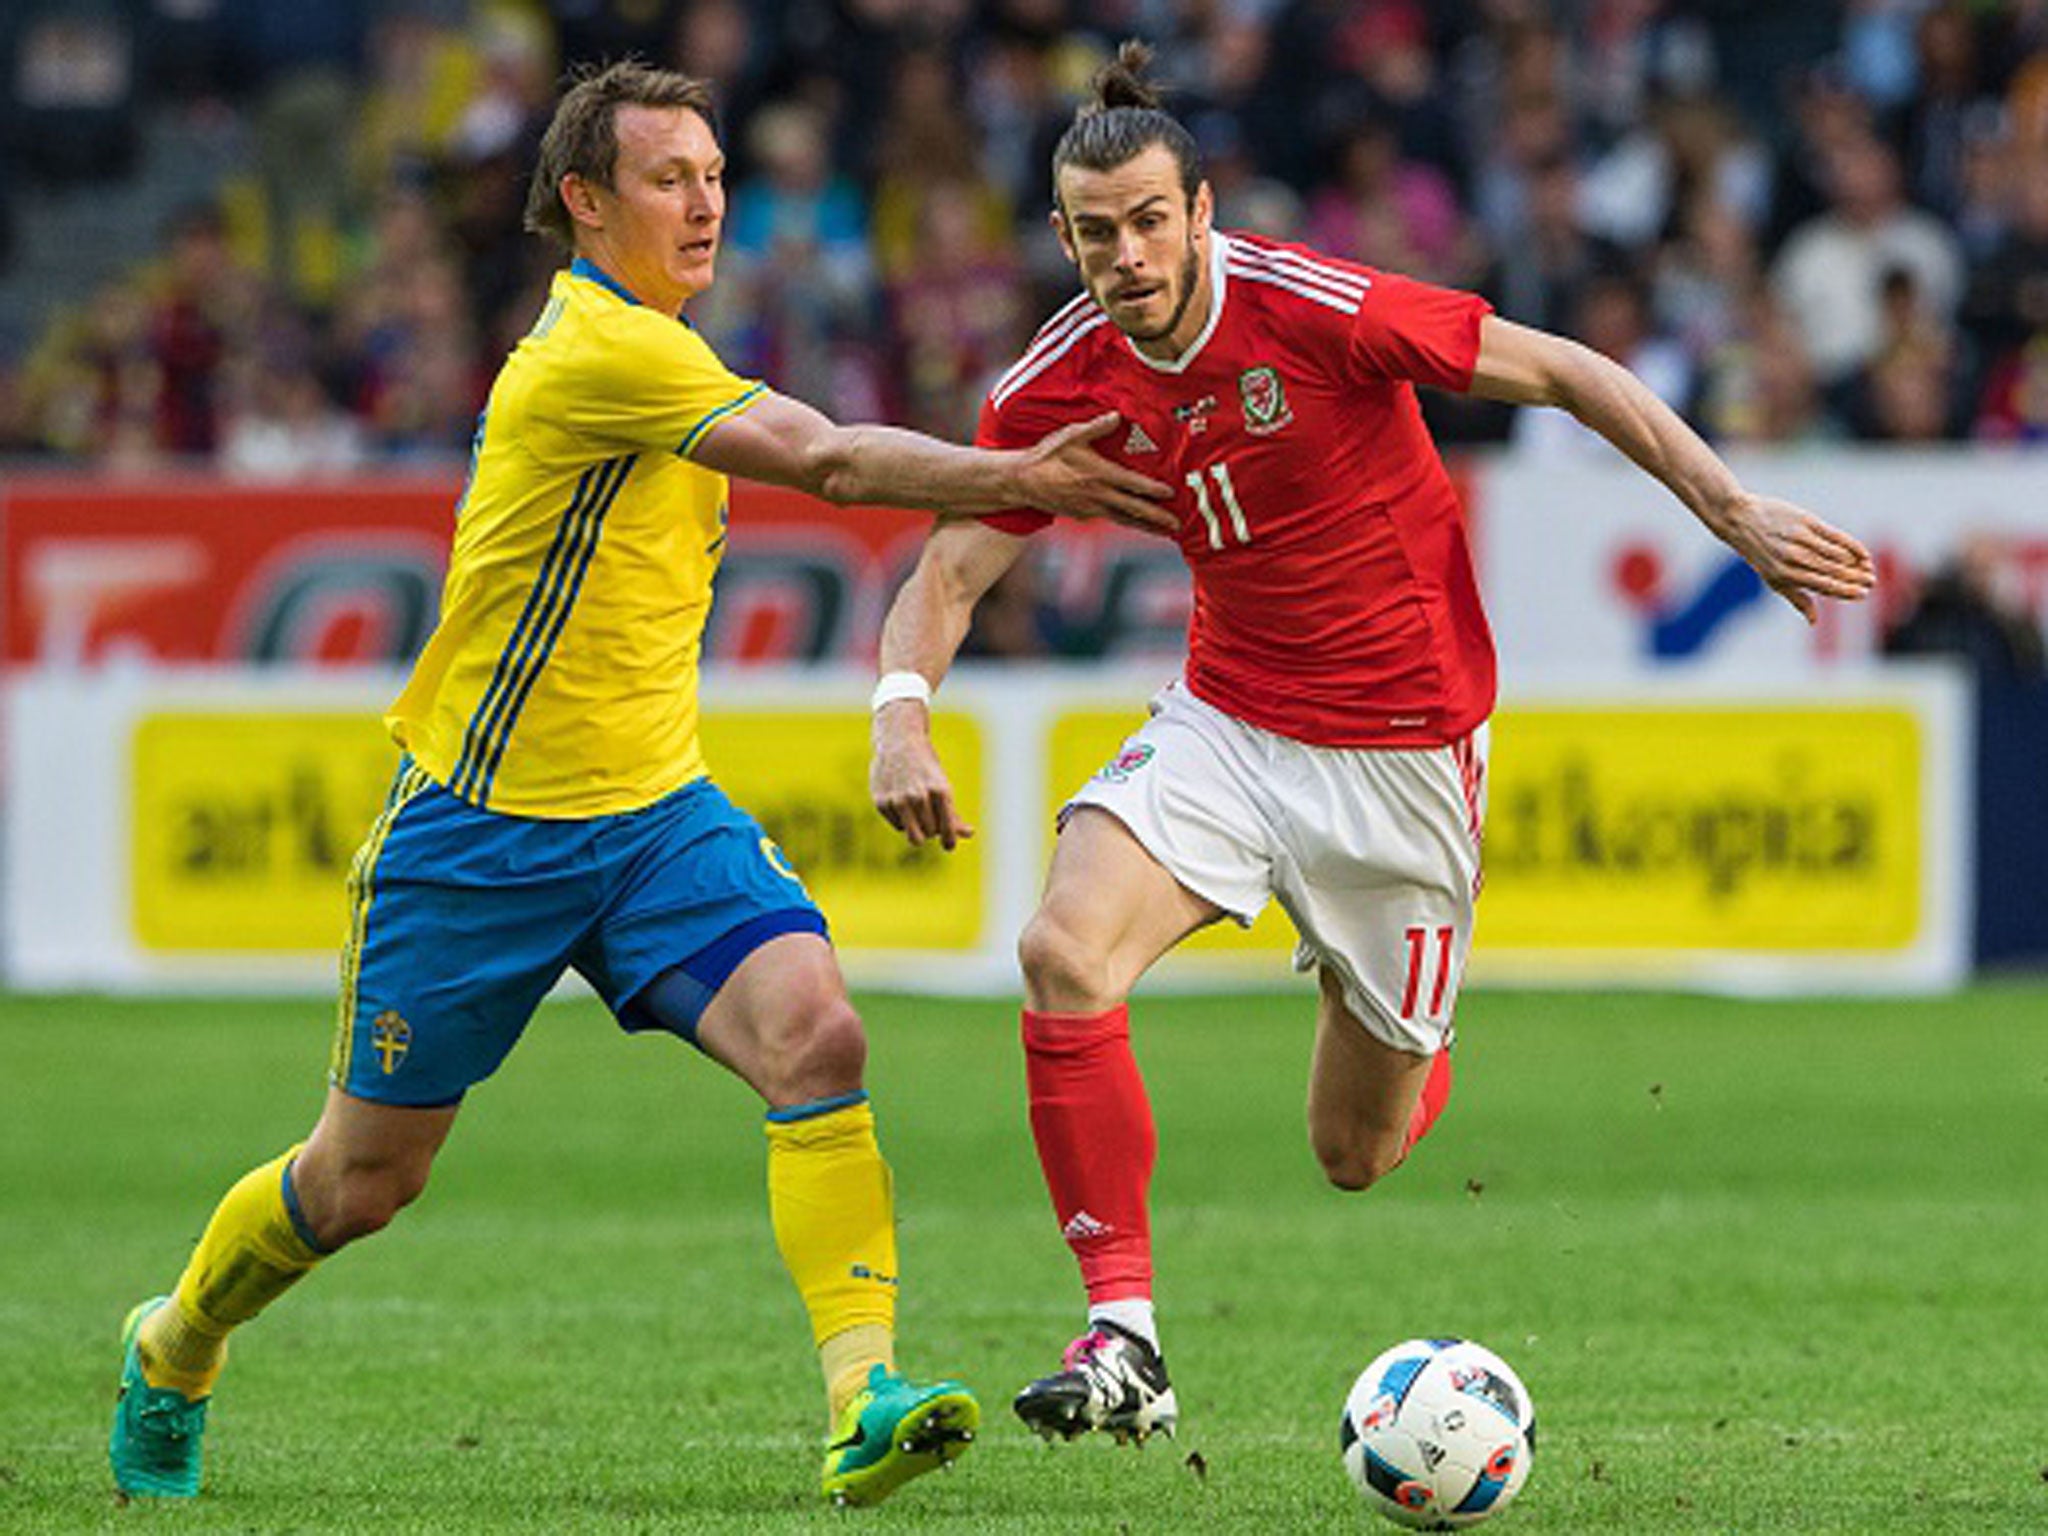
[
  {"xmin": 1239, "ymin": 365, "xmax": 1292, "ymax": 434},
  {"xmin": 371, "ymin": 1010, "xmax": 411, "ymax": 1074}
]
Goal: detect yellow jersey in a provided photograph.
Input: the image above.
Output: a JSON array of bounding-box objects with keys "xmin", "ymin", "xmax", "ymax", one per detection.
[{"xmin": 388, "ymin": 259, "xmax": 765, "ymax": 816}]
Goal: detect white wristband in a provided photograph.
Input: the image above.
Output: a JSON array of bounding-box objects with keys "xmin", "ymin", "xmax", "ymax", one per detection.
[{"xmin": 870, "ymin": 670, "xmax": 933, "ymax": 712}]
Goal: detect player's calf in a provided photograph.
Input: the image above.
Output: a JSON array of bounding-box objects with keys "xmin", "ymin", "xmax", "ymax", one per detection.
[{"xmin": 1312, "ymin": 1046, "xmax": 1452, "ymax": 1189}]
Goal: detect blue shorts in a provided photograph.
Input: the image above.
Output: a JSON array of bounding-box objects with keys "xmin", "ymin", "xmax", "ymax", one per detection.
[{"xmin": 331, "ymin": 762, "xmax": 826, "ymax": 1107}]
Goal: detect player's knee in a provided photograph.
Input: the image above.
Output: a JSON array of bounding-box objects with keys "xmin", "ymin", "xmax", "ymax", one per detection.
[
  {"xmin": 311, "ymin": 1159, "xmax": 432, "ymax": 1247},
  {"xmin": 765, "ymin": 990, "xmax": 868, "ymax": 1103},
  {"xmin": 1313, "ymin": 1126, "xmax": 1405, "ymax": 1193},
  {"xmin": 1018, "ymin": 910, "xmax": 1115, "ymax": 1011}
]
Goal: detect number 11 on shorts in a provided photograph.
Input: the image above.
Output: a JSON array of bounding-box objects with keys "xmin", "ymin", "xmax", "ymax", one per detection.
[{"xmin": 1399, "ymin": 924, "xmax": 1456, "ymax": 1022}]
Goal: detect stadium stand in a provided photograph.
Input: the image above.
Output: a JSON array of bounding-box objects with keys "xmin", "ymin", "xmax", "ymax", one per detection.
[{"xmin": 0, "ymin": 1, "xmax": 2044, "ymax": 466}]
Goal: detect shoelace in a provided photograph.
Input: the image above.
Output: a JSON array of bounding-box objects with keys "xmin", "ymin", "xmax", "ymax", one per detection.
[{"xmin": 1060, "ymin": 1329, "xmax": 1113, "ymax": 1371}]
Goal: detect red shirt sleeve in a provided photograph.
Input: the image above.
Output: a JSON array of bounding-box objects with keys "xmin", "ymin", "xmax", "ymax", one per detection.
[
  {"xmin": 1346, "ymin": 271, "xmax": 1493, "ymax": 394},
  {"xmin": 973, "ymin": 392, "xmax": 1053, "ymax": 536}
]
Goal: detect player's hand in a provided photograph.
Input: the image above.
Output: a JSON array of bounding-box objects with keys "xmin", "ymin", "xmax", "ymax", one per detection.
[
  {"xmin": 1014, "ymin": 412, "xmax": 1177, "ymax": 534},
  {"xmin": 1715, "ymin": 494, "xmax": 1876, "ymax": 624},
  {"xmin": 871, "ymin": 702, "xmax": 975, "ymax": 851}
]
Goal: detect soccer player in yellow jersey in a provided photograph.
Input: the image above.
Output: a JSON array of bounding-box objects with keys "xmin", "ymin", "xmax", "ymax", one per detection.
[{"xmin": 109, "ymin": 60, "xmax": 1169, "ymax": 1510}]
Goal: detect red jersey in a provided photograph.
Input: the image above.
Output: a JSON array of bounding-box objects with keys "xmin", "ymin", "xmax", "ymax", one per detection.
[{"xmin": 978, "ymin": 231, "xmax": 1495, "ymax": 748}]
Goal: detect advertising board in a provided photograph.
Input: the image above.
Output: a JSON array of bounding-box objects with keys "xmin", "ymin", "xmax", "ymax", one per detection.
[{"xmin": 3, "ymin": 667, "xmax": 1966, "ymax": 995}]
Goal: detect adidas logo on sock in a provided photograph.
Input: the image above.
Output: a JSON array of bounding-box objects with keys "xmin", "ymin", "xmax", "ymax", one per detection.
[{"xmin": 1062, "ymin": 1210, "xmax": 1113, "ymax": 1240}]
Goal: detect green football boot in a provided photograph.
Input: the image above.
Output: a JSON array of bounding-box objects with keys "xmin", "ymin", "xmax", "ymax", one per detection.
[
  {"xmin": 109, "ymin": 1297, "xmax": 209, "ymax": 1498},
  {"xmin": 819, "ymin": 1364, "xmax": 978, "ymax": 1507}
]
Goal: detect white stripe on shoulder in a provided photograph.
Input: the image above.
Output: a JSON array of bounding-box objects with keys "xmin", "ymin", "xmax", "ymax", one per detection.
[
  {"xmin": 1031, "ymin": 288, "xmax": 1096, "ymax": 339},
  {"xmin": 991, "ymin": 311, "xmax": 1111, "ymax": 410},
  {"xmin": 991, "ymin": 292, "xmax": 1098, "ymax": 394},
  {"xmin": 1232, "ymin": 241, "xmax": 1370, "ymax": 301},
  {"xmin": 1225, "ymin": 259, "xmax": 1361, "ymax": 315}
]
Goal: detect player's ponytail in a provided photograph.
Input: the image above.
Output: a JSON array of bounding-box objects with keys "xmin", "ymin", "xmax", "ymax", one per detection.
[
  {"xmin": 1052, "ymin": 38, "xmax": 1202, "ymax": 210},
  {"xmin": 1092, "ymin": 39, "xmax": 1165, "ymax": 114}
]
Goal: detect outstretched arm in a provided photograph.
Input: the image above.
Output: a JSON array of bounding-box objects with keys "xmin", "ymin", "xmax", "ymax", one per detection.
[
  {"xmin": 690, "ymin": 391, "xmax": 1174, "ymax": 530},
  {"xmin": 1466, "ymin": 316, "xmax": 1875, "ymax": 622},
  {"xmin": 870, "ymin": 517, "xmax": 1031, "ymax": 850}
]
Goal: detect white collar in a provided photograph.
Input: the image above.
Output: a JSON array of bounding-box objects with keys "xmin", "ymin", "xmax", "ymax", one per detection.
[{"xmin": 1123, "ymin": 229, "xmax": 1230, "ymax": 375}]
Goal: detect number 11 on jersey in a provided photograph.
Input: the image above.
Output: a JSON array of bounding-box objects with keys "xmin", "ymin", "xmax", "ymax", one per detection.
[{"xmin": 1185, "ymin": 462, "xmax": 1251, "ymax": 549}]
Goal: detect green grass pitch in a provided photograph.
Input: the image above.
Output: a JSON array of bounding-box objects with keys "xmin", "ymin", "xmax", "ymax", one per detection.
[{"xmin": 3, "ymin": 984, "xmax": 2044, "ymax": 1533}]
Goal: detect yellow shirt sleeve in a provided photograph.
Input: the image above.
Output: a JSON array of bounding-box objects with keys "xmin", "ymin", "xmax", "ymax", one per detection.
[{"xmin": 566, "ymin": 305, "xmax": 766, "ymax": 455}]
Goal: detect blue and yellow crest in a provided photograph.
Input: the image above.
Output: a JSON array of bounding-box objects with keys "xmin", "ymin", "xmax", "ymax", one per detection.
[{"xmin": 370, "ymin": 1010, "xmax": 412, "ymax": 1074}]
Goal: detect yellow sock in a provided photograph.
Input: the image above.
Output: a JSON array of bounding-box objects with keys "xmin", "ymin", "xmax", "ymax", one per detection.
[
  {"xmin": 138, "ymin": 1146, "xmax": 327, "ymax": 1397},
  {"xmin": 764, "ymin": 1095, "xmax": 899, "ymax": 1417},
  {"xmin": 822, "ymin": 1323, "xmax": 895, "ymax": 1420}
]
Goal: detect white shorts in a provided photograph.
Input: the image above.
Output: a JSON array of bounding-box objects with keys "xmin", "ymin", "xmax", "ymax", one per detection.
[{"xmin": 1064, "ymin": 681, "xmax": 1487, "ymax": 1055}]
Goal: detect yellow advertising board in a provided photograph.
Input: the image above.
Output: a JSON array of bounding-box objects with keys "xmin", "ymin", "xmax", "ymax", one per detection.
[
  {"xmin": 702, "ymin": 709, "xmax": 985, "ymax": 950},
  {"xmin": 98, "ymin": 680, "xmax": 1941, "ymax": 984},
  {"xmin": 129, "ymin": 706, "xmax": 986, "ymax": 954},
  {"xmin": 131, "ymin": 712, "xmax": 398, "ymax": 951},
  {"xmin": 1481, "ymin": 705, "xmax": 1923, "ymax": 951},
  {"xmin": 1047, "ymin": 701, "xmax": 1927, "ymax": 959}
]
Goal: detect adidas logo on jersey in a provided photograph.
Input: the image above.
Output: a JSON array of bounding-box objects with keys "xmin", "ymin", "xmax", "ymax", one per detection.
[
  {"xmin": 1123, "ymin": 422, "xmax": 1158, "ymax": 455},
  {"xmin": 1062, "ymin": 1210, "xmax": 1114, "ymax": 1240}
]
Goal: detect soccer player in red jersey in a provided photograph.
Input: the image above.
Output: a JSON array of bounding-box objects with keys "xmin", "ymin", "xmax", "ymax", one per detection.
[{"xmin": 870, "ymin": 43, "xmax": 1875, "ymax": 1443}]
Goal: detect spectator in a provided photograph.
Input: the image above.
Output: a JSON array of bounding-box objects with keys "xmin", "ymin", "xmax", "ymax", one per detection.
[
  {"xmin": 1191, "ymin": 111, "xmax": 1303, "ymax": 244},
  {"xmin": 5, "ymin": 2, "xmax": 2047, "ymax": 474},
  {"xmin": 220, "ymin": 360, "xmax": 364, "ymax": 479},
  {"xmin": 1654, "ymin": 193, "xmax": 1766, "ymax": 370},
  {"xmin": 351, "ymin": 10, "xmax": 480, "ymax": 197},
  {"xmin": 2008, "ymin": 32, "xmax": 2048, "ymax": 155},
  {"xmin": 1764, "ymin": 61, "xmax": 1881, "ymax": 252},
  {"xmin": 145, "ymin": 202, "xmax": 263, "ymax": 458},
  {"xmin": 1949, "ymin": 104, "xmax": 2015, "ymax": 263},
  {"xmin": 1975, "ymin": 333, "xmax": 2048, "ymax": 444},
  {"xmin": 1579, "ymin": 92, "xmax": 1772, "ymax": 256},
  {"xmin": 21, "ymin": 281, "xmax": 150, "ymax": 459},
  {"xmin": 1736, "ymin": 300, "xmax": 1842, "ymax": 447},
  {"xmin": 1511, "ymin": 271, "xmax": 1694, "ymax": 458},
  {"xmin": 1896, "ymin": 2, "xmax": 1992, "ymax": 220},
  {"xmin": 966, "ymin": 28, "xmax": 1068, "ymax": 227},
  {"xmin": 1304, "ymin": 114, "xmax": 1472, "ymax": 285},
  {"xmin": 228, "ymin": 0, "xmax": 368, "ymax": 308},
  {"xmin": 882, "ymin": 177, "xmax": 1026, "ymax": 440},
  {"xmin": 866, "ymin": 47, "xmax": 1008, "ymax": 283},
  {"xmin": 670, "ymin": 0, "xmax": 769, "ymax": 166},
  {"xmin": 1488, "ymin": 146, "xmax": 1626, "ymax": 335},
  {"xmin": 334, "ymin": 244, "xmax": 481, "ymax": 460},
  {"xmin": 1320, "ymin": 0, "xmax": 1463, "ymax": 184},
  {"xmin": 1470, "ymin": 72, "xmax": 1576, "ymax": 257},
  {"xmin": 712, "ymin": 99, "xmax": 879, "ymax": 418},
  {"xmin": 1850, "ymin": 263, "xmax": 1967, "ymax": 441},
  {"xmin": 1769, "ymin": 132, "xmax": 1963, "ymax": 394},
  {"xmin": 1959, "ymin": 149, "xmax": 2048, "ymax": 365},
  {"xmin": 1840, "ymin": 0, "xmax": 1924, "ymax": 115},
  {"xmin": 1882, "ymin": 535, "xmax": 2047, "ymax": 685}
]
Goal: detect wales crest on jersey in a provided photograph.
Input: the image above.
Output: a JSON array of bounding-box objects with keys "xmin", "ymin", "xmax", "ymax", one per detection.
[{"xmin": 1239, "ymin": 365, "xmax": 1292, "ymax": 435}]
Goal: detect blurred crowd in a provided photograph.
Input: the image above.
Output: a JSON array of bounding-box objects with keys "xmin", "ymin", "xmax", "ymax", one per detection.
[{"xmin": 2, "ymin": 0, "xmax": 2047, "ymax": 476}]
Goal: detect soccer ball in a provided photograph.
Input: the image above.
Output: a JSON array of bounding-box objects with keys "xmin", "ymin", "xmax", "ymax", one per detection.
[{"xmin": 1339, "ymin": 1337, "xmax": 1536, "ymax": 1529}]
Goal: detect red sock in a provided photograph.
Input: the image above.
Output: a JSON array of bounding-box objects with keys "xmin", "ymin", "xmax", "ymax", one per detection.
[
  {"xmin": 1403, "ymin": 1048, "xmax": 1454, "ymax": 1154},
  {"xmin": 1022, "ymin": 1006, "xmax": 1155, "ymax": 1306}
]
